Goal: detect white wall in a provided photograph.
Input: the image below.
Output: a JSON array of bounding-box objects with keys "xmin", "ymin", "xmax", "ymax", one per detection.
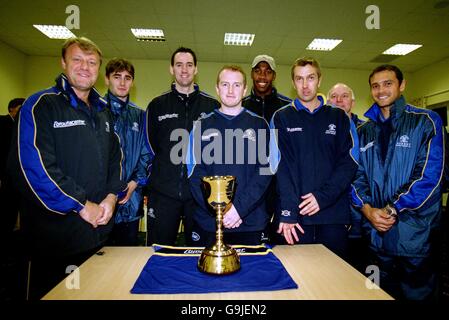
[{"xmin": 0, "ymin": 41, "xmax": 26, "ymax": 114}]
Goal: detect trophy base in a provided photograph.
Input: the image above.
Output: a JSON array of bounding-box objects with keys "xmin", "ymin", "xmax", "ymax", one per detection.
[{"xmin": 198, "ymin": 245, "xmax": 240, "ymax": 275}]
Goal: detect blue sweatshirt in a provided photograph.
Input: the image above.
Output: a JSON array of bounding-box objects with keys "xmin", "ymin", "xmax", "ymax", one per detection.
[
  {"xmin": 187, "ymin": 108, "xmax": 272, "ymax": 232},
  {"xmin": 270, "ymin": 96, "xmax": 359, "ymax": 225}
]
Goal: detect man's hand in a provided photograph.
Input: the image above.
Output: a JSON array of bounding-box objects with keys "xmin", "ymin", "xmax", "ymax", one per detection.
[
  {"xmin": 223, "ymin": 204, "xmax": 242, "ymax": 229},
  {"xmin": 79, "ymin": 201, "xmax": 104, "ymax": 228},
  {"xmin": 97, "ymin": 193, "xmax": 117, "ymax": 225},
  {"xmin": 299, "ymin": 193, "xmax": 320, "ymax": 216},
  {"xmin": 361, "ymin": 204, "xmax": 396, "ymax": 232},
  {"xmin": 118, "ymin": 181, "xmax": 138, "ymax": 205},
  {"xmin": 277, "ymin": 222, "xmax": 305, "ymax": 245}
]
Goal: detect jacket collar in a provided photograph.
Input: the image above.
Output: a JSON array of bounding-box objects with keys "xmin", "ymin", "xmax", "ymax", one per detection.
[
  {"xmin": 364, "ymin": 95, "xmax": 407, "ymax": 123},
  {"xmin": 171, "ymin": 82, "xmax": 200, "ymax": 100},
  {"xmin": 292, "ymin": 94, "xmax": 325, "ymax": 114},
  {"xmin": 106, "ymin": 91, "xmax": 128, "ymax": 115},
  {"xmin": 351, "ymin": 113, "xmax": 363, "ymax": 124},
  {"xmin": 55, "ymin": 73, "xmax": 107, "ymax": 111},
  {"xmin": 250, "ymin": 87, "xmax": 278, "ymax": 103}
]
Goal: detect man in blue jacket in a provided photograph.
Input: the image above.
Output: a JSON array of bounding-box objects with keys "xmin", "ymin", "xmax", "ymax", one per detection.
[
  {"xmin": 105, "ymin": 58, "xmax": 152, "ymax": 246},
  {"xmin": 187, "ymin": 65, "xmax": 272, "ymax": 245},
  {"xmin": 352, "ymin": 64, "xmax": 444, "ymax": 300},
  {"xmin": 270, "ymin": 57, "xmax": 359, "ymax": 258},
  {"xmin": 8, "ymin": 37, "xmax": 127, "ymax": 299}
]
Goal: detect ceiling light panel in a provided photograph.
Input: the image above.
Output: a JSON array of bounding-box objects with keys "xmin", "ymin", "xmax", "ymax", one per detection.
[
  {"xmin": 382, "ymin": 44, "xmax": 422, "ymax": 55},
  {"xmin": 306, "ymin": 38, "xmax": 343, "ymax": 51},
  {"xmin": 131, "ymin": 28, "xmax": 165, "ymax": 42},
  {"xmin": 224, "ymin": 33, "xmax": 255, "ymax": 46},
  {"xmin": 33, "ymin": 25, "xmax": 75, "ymax": 39}
]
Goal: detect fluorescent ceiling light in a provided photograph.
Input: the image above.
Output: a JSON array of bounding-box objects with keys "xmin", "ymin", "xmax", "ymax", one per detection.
[
  {"xmin": 382, "ymin": 44, "xmax": 422, "ymax": 55},
  {"xmin": 33, "ymin": 25, "xmax": 75, "ymax": 39},
  {"xmin": 306, "ymin": 38, "xmax": 342, "ymax": 51},
  {"xmin": 224, "ymin": 33, "xmax": 255, "ymax": 46},
  {"xmin": 131, "ymin": 28, "xmax": 165, "ymax": 41}
]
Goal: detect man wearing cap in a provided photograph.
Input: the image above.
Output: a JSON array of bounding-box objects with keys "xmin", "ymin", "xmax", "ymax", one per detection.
[
  {"xmin": 243, "ymin": 54, "xmax": 291, "ymax": 123},
  {"xmin": 242, "ymin": 55, "xmax": 291, "ymax": 243}
]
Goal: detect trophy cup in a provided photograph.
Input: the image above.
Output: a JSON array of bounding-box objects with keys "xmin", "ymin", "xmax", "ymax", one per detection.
[{"xmin": 198, "ymin": 175, "xmax": 240, "ymax": 275}]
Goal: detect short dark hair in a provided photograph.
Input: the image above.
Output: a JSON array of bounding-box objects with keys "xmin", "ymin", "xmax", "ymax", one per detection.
[
  {"xmin": 216, "ymin": 65, "xmax": 247, "ymax": 87},
  {"xmin": 369, "ymin": 64, "xmax": 404, "ymax": 85},
  {"xmin": 291, "ymin": 57, "xmax": 321, "ymax": 80},
  {"xmin": 105, "ymin": 58, "xmax": 135, "ymax": 79},
  {"xmin": 62, "ymin": 37, "xmax": 103, "ymax": 66},
  {"xmin": 170, "ymin": 47, "xmax": 197, "ymax": 66},
  {"xmin": 8, "ymin": 98, "xmax": 25, "ymax": 112}
]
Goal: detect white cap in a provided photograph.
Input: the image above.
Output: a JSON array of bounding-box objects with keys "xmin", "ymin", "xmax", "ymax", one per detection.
[{"xmin": 251, "ymin": 54, "xmax": 276, "ymax": 71}]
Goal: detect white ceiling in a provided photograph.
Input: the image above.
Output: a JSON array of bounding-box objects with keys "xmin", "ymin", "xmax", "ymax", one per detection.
[{"xmin": 1, "ymin": 0, "xmax": 449, "ymax": 72}]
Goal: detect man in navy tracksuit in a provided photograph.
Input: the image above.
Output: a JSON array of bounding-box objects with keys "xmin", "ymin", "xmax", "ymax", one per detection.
[
  {"xmin": 145, "ymin": 47, "xmax": 219, "ymax": 246},
  {"xmin": 8, "ymin": 37, "xmax": 127, "ymax": 299},
  {"xmin": 352, "ymin": 65, "xmax": 444, "ymax": 300},
  {"xmin": 104, "ymin": 58, "xmax": 152, "ymax": 246},
  {"xmin": 270, "ymin": 57, "xmax": 358, "ymax": 258},
  {"xmin": 187, "ymin": 65, "xmax": 272, "ymax": 246}
]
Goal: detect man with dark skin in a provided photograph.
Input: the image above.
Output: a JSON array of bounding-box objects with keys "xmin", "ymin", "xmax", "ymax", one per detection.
[
  {"xmin": 243, "ymin": 54, "xmax": 291, "ymax": 123},
  {"xmin": 242, "ymin": 55, "xmax": 291, "ymax": 243}
]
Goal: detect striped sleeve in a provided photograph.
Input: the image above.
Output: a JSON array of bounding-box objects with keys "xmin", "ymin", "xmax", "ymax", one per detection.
[
  {"xmin": 18, "ymin": 91, "xmax": 86, "ymax": 214},
  {"xmin": 393, "ymin": 111, "xmax": 444, "ymax": 212}
]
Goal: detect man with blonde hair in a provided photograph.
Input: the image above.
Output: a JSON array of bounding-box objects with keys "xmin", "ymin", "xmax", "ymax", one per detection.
[
  {"xmin": 8, "ymin": 37, "xmax": 126, "ymax": 299},
  {"xmin": 187, "ymin": 65, "xmax": 272, "ymax": 246}
]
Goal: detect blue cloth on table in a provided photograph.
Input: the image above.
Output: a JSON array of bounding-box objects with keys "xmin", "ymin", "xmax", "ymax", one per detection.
[{"xmin": 131, "ymin": 244, "xmax": 298, "ymax": 294}]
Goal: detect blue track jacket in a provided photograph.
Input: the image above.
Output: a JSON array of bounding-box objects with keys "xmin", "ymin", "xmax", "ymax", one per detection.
[
  {"xmin": 351, "ymin": 96, "xmax": 444, "ymax": 256},
  {"xmin": 8, "ymin": 74, "xmax": 127, "ymax": 256},
  {"xmin": 106, "ymin": 92, "xmax": 152, "ymax": 223}
]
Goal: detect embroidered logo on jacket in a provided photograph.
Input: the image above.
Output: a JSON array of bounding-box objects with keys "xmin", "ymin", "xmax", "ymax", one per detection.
[
  {"xmin": 325, "ymin": 124, "xmax": 337, "ymax": 135},
  {"xmin": 360, "ymin": 141, "xmax": 375, "ymax": 152},
  {"xmin": 281, "ymin": 210, "xmax": 291, "ymax": 217},
  {"xmin": 197, "ymin": 112, "xmax": 208, "ymax": 120},
  {"xmin": 53, "ymin": 120, "xmax": 86, "ymax": 128},
  {"xmin": 158, "ymin": 113, "xmax": 179, "ymax": 121},
  {"xmin": 396, "ymin": 135, "xmax": 411, "ymax": 148},
  {"xmin": 191, "ymin": 232, "xmax": 200, "ymax": 242},
  {"xmin": 287, "ymin": 127, "xmax": 303, "ymax": 132},
  {"xmin": 105, "ymin": 121, "xmax": 110, "ymax": 132},
  {"xmin": 132, "ymin": 122, "xmax": 139, "ymax": 132}
]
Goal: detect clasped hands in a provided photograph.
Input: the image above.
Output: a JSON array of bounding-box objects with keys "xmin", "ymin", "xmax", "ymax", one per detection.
[
  {"xmin": 222, "ymin": 204, "xmax": 242, "ymax": 229},
  {"xmin": 362, "ymin": 204, "xmax": 396, "ymax": 233},
  {"xmin": 79, "ymin": 193, "xmax": 117, "ymax": 228}
]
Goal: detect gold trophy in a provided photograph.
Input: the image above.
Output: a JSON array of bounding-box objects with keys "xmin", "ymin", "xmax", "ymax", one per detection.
[{"xmin": 198, "ymin": 175, "xmax": 240, "ymax": 275}]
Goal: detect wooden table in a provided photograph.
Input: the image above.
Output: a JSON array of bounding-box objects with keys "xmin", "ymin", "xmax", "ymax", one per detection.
[{"xmin": 43, "ymin": 244, "xmax": 392, "ymax": 300}]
